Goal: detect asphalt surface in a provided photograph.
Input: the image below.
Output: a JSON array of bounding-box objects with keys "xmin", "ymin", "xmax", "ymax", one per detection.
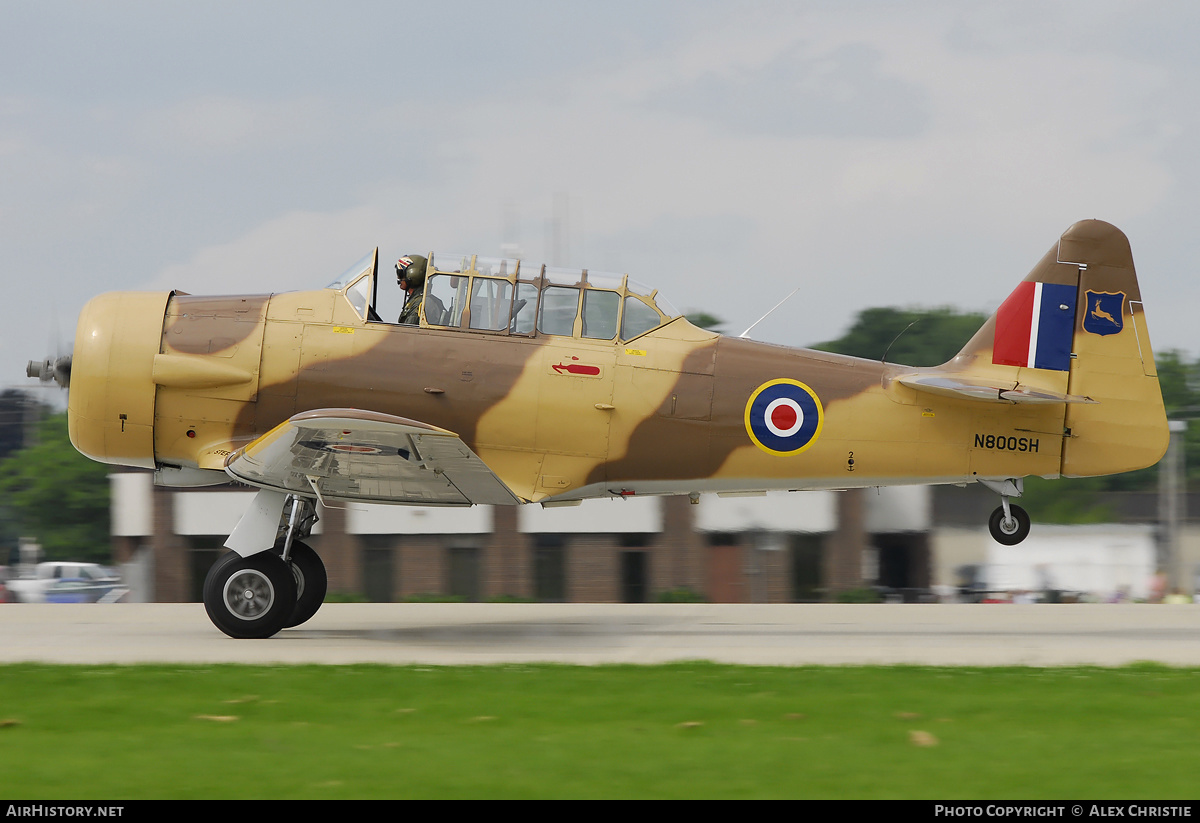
[{"xmin": 0, "ymin": 602, "xmax": 1197, "ymax": 666}]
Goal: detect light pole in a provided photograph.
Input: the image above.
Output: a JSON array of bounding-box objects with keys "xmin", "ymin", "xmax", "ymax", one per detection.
[{"xmin": 1158, "ymin": 419, "xmax": 1188, "ymax": 595}]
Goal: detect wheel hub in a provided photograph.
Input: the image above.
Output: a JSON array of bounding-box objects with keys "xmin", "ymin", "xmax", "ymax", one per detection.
[{"xmin": 223, "ymin": 569, "xmax": 275, "ymax": 620}]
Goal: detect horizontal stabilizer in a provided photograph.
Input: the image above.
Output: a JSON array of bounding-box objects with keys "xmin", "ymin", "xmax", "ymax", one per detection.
[{"xmin": 898, "ymin": 374, "xmax": 1097, "ymax": 405}]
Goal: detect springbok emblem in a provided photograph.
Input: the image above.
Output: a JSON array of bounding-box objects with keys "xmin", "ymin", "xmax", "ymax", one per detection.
[{"xmin": 1083, "ymin": 290, "xmax": 1125, "ymax": 337}]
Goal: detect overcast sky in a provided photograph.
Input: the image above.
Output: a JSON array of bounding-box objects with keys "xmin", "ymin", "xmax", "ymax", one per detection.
[{"xmin": 4, "ymin": 1, "xmax": 1199, "ymax": 395}]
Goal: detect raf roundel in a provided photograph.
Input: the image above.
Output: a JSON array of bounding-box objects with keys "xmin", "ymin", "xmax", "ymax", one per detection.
[{"xmin": 744, "ymin": 379, "xmax": 824, "ymax": 455}]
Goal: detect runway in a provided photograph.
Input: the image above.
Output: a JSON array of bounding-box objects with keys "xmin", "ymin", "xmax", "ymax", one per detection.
[{"xmin": 0, "ymin": 603, "xmax": 1197, "ymax": 666}]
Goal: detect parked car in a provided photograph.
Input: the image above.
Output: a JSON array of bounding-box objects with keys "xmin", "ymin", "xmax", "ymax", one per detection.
[{"xmin": 7, "ymin": 562, "xmax": 122, "ymax": 603}]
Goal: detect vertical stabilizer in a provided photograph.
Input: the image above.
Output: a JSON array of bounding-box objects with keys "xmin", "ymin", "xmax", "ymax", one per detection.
[{"xmin": 941, "ymin": 220, "xmax": 1168, "ymax": 478}]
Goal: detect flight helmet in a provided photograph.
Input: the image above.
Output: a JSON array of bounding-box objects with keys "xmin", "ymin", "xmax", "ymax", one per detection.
[{"xmin": 396, "ymin": 255, "xmax": 428, "ymax": 290}]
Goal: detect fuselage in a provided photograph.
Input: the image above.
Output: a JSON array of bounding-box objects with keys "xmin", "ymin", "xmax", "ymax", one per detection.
[
  {"xmin": 68, "ymin": 228, "xmax": 1170, "ymax": 505},
  {"xmin": 67, "ymin": 283, "xmax": 1074, "ymax": 504}
]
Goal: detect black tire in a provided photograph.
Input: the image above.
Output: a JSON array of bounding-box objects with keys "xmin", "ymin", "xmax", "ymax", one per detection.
[
  {"xmin": 203, "ymin": 551, "xmax": 297, "ymax": 639},
  {"xmin": 988, "ymin": 504, "xmax": 1031, "ymax": 545},
  {"xmin": 279, "ymin": 541, "xmax": 327, "ymax": 628}
]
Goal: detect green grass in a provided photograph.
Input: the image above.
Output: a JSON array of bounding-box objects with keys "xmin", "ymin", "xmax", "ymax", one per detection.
[{"xmin": 0, "ymin": 663, "xmax": 1197, "ymax": 798}]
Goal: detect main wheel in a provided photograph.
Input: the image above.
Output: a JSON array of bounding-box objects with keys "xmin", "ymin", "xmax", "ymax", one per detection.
[
  {"xmin": 988, "ymin": 504, "xmax": 1031, "ymax": 545},
  {"xmin": 203, "ymin": 551, "xmax": 297, "ymax": 639},
  {"xmin": 279, "ymin": 541, "xmax": 327, "ymax": 628}
]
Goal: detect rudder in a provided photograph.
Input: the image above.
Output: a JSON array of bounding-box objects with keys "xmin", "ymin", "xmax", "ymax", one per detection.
[{"xmin": 1056, "ymin": 220, "xmax": 1168, "ymax": 476}]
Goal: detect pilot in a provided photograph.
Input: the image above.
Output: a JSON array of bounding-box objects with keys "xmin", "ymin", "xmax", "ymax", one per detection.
[{"xmin": 396, "ymin": 255, "xmax": 444, "ymax": 325}]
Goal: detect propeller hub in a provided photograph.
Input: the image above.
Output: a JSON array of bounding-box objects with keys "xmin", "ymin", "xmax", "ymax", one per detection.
[{"xmin": 26, "ymin": 355, "xmax": 71, "ymax": 389}]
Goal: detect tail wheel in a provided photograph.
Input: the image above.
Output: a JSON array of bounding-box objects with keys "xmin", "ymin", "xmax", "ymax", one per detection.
[
  {"xmin": 279, "ymin": 541, "xmax": 327, "ymax": 629},
  {"xmin": 988, "ymin": 504, "xmax": 1031, "ymax": 545},
  {"xmin": 203, "ymin": 551, "xmax": 297, "ymax": 639}
]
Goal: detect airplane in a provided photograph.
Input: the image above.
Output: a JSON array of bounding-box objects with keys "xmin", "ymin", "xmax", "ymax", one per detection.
[{"xmin": 28, "ymin": 219, "xmax": 1168, "ymax": 638}]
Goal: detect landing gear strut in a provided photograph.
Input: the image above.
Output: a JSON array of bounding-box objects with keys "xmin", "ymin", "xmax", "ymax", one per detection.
[
  {"xmin": 203, "ymin": 494, "xmax": 327, "ymax": 638},
  {"xmin": 980, "ymin": 478, "xmax": 1030, "ymax": 545}
]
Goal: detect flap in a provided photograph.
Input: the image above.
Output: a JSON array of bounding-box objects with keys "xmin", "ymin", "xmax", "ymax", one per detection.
[{"xmin": 224, "ymin": 408, "xmax": 522, "ymax": 506}]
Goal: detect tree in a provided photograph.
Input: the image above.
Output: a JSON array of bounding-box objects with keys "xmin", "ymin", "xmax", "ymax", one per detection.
[
  {"xmin": 686, "ymin": 312, "xmax": 726, "ymax": 333},
  {"xmin": 0, "ymin": 390, "xmax": 45, "ymax": 462},
  {"xmin": 0, "ymin": 412, "xmax": 111, "ymax": 563},
  {"xmin": 811, "ymin": 306, "xmax": 988, "ymax": 366}
]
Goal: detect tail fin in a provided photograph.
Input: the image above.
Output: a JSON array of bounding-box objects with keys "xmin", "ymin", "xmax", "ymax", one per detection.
[{"xmin": 926, "ymin": 220, "xmax": 1168, "ymax": 477}]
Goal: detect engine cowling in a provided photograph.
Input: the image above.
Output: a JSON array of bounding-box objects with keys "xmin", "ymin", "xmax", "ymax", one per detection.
[{"xmin": 68, "ymin": 292, "xmax": 172, "ymax": 469}]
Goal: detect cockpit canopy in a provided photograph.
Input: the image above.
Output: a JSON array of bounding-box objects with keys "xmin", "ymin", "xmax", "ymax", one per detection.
[{"xmin": 326, "ymin": 250, "xmax": 681, "ymax": 342}]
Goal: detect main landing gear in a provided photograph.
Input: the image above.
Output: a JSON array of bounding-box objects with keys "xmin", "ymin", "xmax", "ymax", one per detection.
[
  {"xmin": 203, "ymin": 495, "xmax": 328, "ymax": 639},
  {"xmin": 980, "ymin": 478, "xmax": 1030, "ymax": 545}
]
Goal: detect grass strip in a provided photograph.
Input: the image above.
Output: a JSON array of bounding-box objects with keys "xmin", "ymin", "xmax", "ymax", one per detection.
[{"xmin": 0, "ymin": 662, "xmax": 1196, "ymax": 799}]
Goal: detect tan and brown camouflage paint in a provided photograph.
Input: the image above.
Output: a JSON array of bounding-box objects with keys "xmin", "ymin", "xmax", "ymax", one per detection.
[{"xmin": 66, "ymin": 220, "xmax": 1168, "ymax": 504}]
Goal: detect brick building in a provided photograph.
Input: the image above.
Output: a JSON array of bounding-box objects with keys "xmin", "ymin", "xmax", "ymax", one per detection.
[{"xmin": 109, "ymin": 472, "xmax": 933, "ymax": 604}]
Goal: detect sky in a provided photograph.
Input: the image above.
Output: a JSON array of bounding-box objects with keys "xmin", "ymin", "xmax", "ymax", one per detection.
[{"xmin": 4, "ymin": 0, "xmax": 1199, "ymax": 397}]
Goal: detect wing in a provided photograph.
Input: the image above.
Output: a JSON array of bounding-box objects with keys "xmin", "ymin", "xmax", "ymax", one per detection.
[
  {"xmin": 224, "ymin": 408, "xmax": 521, "ymax": 506},
  {"xmin": 896, "ymin": 374, "xmax": 1098, "ymax": 405}
]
